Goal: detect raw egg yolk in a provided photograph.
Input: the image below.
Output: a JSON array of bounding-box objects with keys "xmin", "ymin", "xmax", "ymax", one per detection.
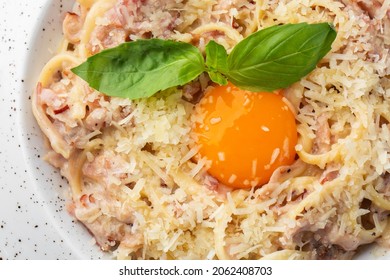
[{"xmin": 193, "ymin": 83, "xmax": 298, "ymax": 189}]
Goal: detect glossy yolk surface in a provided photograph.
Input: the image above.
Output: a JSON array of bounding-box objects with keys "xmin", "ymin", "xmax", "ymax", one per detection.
[{"xmin": 193, "ymin": 83, "xmax": 298, "ymax": 189}]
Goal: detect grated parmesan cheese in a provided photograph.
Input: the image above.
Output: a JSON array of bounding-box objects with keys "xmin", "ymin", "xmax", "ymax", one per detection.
[{"xmin": 34, "ymin": 0, "xmax": 390, "ymax": 260}]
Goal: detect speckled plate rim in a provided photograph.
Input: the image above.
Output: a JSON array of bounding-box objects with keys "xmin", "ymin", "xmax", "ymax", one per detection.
[
  {"xmin": 0, "ymin": 0, "xmax": 78, "ymax": 259},
  {"xmin": 17, "ymin": 0, "xmax": 109, "ymax": 260},
  {"xmin": 1, "ymin": 0, "xmax": 389, "ymax": 260}
]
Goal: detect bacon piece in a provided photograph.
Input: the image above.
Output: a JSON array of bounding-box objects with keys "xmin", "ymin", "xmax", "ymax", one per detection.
[
  {"xmin": 32, "ymin": 83, "xmax": 72, "ymax": 158},
  {"xmin": 85, "ymin": 108, "xmax": 109, "ymax": 131},
  {"xmin": 63, "ymin": 12, "xmax": 84, "ymax": 43},
  {"xmin": 312, "ymin": 114, "xmax": 331, "ymax": 155},
  {"xmin": 54, "ymin": 105, "xmax": 70, "ymax": 115}
]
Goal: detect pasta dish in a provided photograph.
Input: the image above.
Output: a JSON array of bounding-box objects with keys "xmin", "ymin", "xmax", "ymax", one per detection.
[{"xmin": 32, "ymin": 0, "xmax": 390, "ymax": 259}]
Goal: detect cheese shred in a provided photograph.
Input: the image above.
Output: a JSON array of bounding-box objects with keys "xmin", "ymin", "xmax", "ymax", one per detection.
[{"xmin": 32, "ymin": 0, "xmax": 390, "ymax": 260}]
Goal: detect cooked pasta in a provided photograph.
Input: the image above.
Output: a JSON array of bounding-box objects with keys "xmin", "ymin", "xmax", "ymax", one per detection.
[{"xmin": 32, "ymin": 0, "xmax": 390, "ymax": 259}]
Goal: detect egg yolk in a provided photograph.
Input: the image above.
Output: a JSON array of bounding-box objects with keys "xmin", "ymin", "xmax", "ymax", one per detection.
[{"xmin": 193, "ymin": 83, "xmax": 298, "ymax": 189}]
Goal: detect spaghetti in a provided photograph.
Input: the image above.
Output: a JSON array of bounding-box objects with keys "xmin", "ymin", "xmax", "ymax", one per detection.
[{"xmin": 32, "ymin": 0, "xmax": 390, "ymax": 259}]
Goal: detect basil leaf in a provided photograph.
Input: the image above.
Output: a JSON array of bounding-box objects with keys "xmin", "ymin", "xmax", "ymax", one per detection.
[
  {"xmin": 205, "ymin": 40, "xmax": 228, "ymax": 72},
  {"xmin": 72, "ymin": 39, "xmax": 205, "ymax": 99},
  {"xmin": 205, "ymin": 40, "xmax": 228, "ymax": 85},
  {"xmin": 71, "ymin": 23, "xmax": 336, "ymax": 100},
  {"xmin": 226, "ymin": 22, "xmax": 337, "ymax": 92},
  {"xmin": 208, "ymin": 72, "xmax": 228, "ymax": 85}
]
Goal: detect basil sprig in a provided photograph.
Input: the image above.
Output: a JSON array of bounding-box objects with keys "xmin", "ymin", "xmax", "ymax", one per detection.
[
  {"xmin": 72, "ymin": 22, "xmax": 336, "ymax": 99},
  {"xmin": 205, "ymin": 40, "xmax": 229, "ymax": 86}
]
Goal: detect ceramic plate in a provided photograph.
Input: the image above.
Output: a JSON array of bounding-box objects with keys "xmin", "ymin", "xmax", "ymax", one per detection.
[
  {"xmin": 0, "ymin": 0, "xmax": 388, "ymax": 260},
  {"xmin": 0, "ymin": 0, "xmax": 105, "ymax": 260}
]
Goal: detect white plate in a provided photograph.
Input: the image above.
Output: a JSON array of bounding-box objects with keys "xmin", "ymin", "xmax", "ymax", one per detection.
[
  {"xmin": 0, "ymin": 0, "xmax": 388, "ymax": 260},
  {"xmin": 0, "ymin": 0, "xmax": 105, "ymax": 260}
]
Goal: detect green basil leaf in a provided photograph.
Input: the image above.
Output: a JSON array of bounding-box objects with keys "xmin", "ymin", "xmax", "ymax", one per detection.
[
  {"xmin": 208, "ymin": 72, "xmax": 228, "ymax": 85},
  {"xmin": 205, "ymin": 40, "xmax": 229, "ymax": 85},
  {"xmin": 226, "ymin": 22, "xmax": 337, "ymax": 92},
  {"xmin": 205, "ymin": 40, "xmax": 228, "ymax": 72},
  {"xmin": 72, "ymin": 39, "xmax": 205, "ymax": 99}
]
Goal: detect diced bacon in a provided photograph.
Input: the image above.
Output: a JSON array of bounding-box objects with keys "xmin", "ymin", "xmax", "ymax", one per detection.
[
  {"xmin": 39, "ymin": 88, "xmax": 67, "ymax": 111},
  {"xmin": 354, "ymin": 0, "xmax": 384, "ymax": 19},
  {"xmin": 204, "ymin": 174, "xmax": 219, "ymax": 191},
  {"xmin": 181, "ymin": 80, "xmax": 203, "ymax": 104},
  {"xmin": 54, "ymin": 105, "xmax": 70, "ymax": 115},
  {"xmin": 91, "ymin": 25, "xmax": 129, "ymax": 53},
  {"xmin": 320, "ymin": 170, "xmax": 339, "ymax": 184},
  {"xmin": 88, "ymin": 0, "xmax": 181, "ymax": 54},
  {"xmin": 85, "ymin": 108, "xmax": 109, "ymax": 131},
  {"xmin": 312, "ymin": 114, "xmax": 331, "ymax": 155},
  {"xmin": 82, "ymin": 152, "xmax": 128, "ymax": 183},
  {"xmin": 63, "ymin": 12, "xmax": 85, "ymax": 43}
]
